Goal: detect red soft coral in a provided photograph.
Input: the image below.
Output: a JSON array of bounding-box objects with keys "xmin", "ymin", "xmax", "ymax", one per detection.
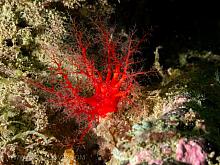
[{"xmin": 30, "ymin": 24, "xmax": 146, "ymax": 141}]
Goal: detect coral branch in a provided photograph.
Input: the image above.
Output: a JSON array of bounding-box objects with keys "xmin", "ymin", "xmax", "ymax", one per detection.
[{"xmin": 29, "ymin": 23, "xmax": 147, "ymax": 142}]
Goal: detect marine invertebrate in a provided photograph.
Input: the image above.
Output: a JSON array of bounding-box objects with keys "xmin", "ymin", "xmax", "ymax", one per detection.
[
  {"xmin": 176, "ymin": 138, "xmax": 207, "ymax": 165},
  {"xmin": 0, "ymin": 0, "xmax": 66, "ymax": 57},
  {"xmin": 0, "ymin": 78, "xmax": 61, "ymax": 164},
  {"xmin": 30, "ymin": 23, "xmax": 146, "ymax": 141}
]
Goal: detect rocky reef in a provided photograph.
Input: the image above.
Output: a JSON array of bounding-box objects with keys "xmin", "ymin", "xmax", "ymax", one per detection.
[{"xmin": 0, "ymin": 1, "xmax": 220, "ymax": 165}]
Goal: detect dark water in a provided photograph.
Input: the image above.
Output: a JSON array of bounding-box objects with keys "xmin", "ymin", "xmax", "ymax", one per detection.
[{"xmin": 112, "ymin": 0, "xmax": 220, "ymax": 67}]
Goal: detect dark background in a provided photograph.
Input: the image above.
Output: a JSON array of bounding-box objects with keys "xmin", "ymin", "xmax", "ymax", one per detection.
[{"xmin": 111, "ymin": 0, "xmax": 220, "ymax": 67}]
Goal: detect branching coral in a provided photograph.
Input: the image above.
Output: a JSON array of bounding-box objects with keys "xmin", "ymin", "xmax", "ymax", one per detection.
[{"xmin": 29, "ymin": 23, "xmax": 146, "ymax": 141}]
